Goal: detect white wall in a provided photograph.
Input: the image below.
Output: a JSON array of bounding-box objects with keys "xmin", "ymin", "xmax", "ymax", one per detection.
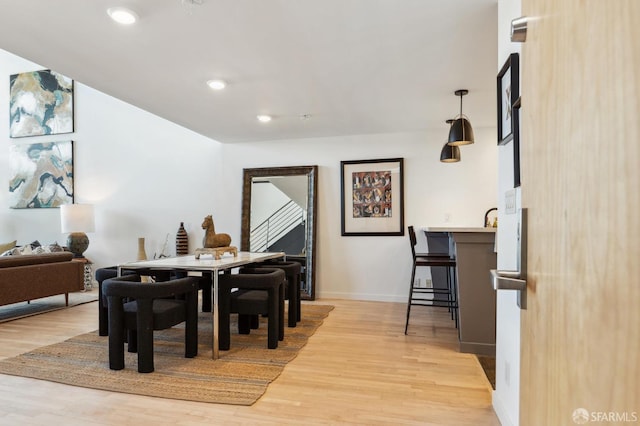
[
  {"xmin": 250, "ymin": 183, "xmax": 290, "ymax": 228},
  {"xmin": 217, "ymin": 130, "xmax": 497, "ymax": 301},
  {"xmin": 1, "ymin": 48, "xmax": 498, "ymax": 303},
  {"xmin": 0, "ymin": 49, "xmax": 221, "ymax": 268},
  {"xmin": 494, "ymin": 0, "xmax": 523, "ymax": 425}
]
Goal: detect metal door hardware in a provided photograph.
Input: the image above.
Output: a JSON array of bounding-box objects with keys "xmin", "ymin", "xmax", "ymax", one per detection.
[
  {"xmin": 511, "ymin": 16, "xmax": 528, "ymax": 43},
  {"xmin": 491, "ymin": 208, "xmax": 528, "ymax": 309},
  {"xmin": 491, "ymin": 270, "xmax": 526, "ymax": 291}
]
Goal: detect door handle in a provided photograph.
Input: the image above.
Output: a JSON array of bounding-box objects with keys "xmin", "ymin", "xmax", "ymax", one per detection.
[
  {"xmin": 511, "ymin": 16, "xmax": 528, "ymax": 42},
  {"xmin": 492, "ymin": 208, "xmax": 528, "ymax": 309},
  {"xmin": 491, "ymin": 269, "xmax": 526, "ymax": 291}
]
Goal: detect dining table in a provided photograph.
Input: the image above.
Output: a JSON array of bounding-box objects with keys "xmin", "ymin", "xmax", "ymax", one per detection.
[{"xmin": 117, "ymin": 251, "xmax": 285, "ymax": 359}]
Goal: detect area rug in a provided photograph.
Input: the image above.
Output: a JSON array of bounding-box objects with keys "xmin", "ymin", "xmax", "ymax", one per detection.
[
  {"xmin": 0, "ymin": 304, "xmax": 333, "ymax": 405},
  {"xmin": 476, "ymin": 355, "xmax": 496, "ymax": 390},
  {"xmin": 0, "ymin": 289, "xmax": 99, "ymax": 323}
]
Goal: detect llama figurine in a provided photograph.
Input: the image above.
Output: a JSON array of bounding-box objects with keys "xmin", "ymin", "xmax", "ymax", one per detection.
[{"xmin": 194, "ymin": 215, "xmax": 237, "ymax": 259}]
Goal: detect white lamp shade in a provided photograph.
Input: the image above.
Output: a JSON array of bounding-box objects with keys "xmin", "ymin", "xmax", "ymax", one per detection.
[{"xmin": 60, "ymin": 204, "xmax": 95, "ymax": 233}]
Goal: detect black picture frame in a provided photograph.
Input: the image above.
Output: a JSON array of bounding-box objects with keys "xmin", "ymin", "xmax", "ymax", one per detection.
[
  {"xmin": 340, "ymin": 158, "xmax": 404, "ymax": 236},
  {"xmin": 497, "ymin": 53, "xmax": 520, "ymax": 145},
  {"xmin": 513, "ymin": 96, "xmax": 521, "ymax": 187}
]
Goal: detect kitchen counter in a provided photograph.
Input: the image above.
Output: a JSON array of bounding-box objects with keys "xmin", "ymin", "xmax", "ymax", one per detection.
[
  {"xmin": 425, "ymin": 226, "xmax": 497, "ymax": 233},
  {"xmin": 423, "ymin": 227, "xmax": 497, "ymax": 356}
]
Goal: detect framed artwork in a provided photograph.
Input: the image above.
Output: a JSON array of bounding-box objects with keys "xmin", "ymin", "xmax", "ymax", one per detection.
[
  {"xmin": 497, "ymin": 53, "xmax": 519, "ymax": 145},
  {"xmin": 9, "ymin": 69, "xmax": 74, "ymax": 138},
  {"xmin": 9, "ymin": 141, "xmax": 74, "ymax": 208},
  {"xmin": 340, "ymin": 158, "xmax": 404, "ymax": 236},
  {"xmin": 513, "ymin": 97, "xmax": 521, "ymax": 187}
]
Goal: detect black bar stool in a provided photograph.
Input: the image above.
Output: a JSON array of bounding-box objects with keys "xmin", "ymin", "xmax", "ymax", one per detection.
[{"xmin": 404, "ymin": 226, "xmax": 458, "ymax": 334}]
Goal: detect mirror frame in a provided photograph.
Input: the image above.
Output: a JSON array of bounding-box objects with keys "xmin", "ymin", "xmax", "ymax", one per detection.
[{"xmin": 241, "ymin": 165, "xmax": 318, "ymax": 300}]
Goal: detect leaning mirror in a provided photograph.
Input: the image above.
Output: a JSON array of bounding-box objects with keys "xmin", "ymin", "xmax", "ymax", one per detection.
[{"xmin": 241, "ymin": 166, "xmax": 318, "ymax": 300}]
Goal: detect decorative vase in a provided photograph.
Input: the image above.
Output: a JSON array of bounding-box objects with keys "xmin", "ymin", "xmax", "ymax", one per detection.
[
  {"xmin": 176, "ymin": 222, "xmax": 188, "ymax": 255},
  {"xmin": 137, "ymin": 237, "xmax": 147, "ymax": 261},
  {"xmin": 137, "ymin": 237, "xmax": 150, "ymax": 282}
]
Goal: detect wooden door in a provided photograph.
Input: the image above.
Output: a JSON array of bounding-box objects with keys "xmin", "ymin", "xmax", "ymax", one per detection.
[{"xmin": 520, "ymin": 0, "xmax": 640, "ymax": 424}]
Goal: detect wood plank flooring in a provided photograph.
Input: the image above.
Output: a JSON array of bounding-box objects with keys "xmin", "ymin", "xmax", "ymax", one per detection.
[{"xmin": 0, "ymin": 298, "xmax": 499, "ymax": 425}]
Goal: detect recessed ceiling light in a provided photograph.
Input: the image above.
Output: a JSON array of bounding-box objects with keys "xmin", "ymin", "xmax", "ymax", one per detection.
[
  {"xmin": 107, "ymin": 7, "xmax": 139, "ymax": 25},
  {"xmin": 206, "ymin": 80, "xmax": 226, "ymax": 90},
  {"xmin": 257, "ymin": 115, "xmax": 272, "ymax": 123}
]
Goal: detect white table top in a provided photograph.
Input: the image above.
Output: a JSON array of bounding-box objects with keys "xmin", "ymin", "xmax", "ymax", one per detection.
[{"xmin": 119, "ymin": 251, "xmax": 285, "ymax": 272}]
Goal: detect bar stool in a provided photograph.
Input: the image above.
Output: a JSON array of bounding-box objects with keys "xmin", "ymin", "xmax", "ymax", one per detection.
[{"xmin": 404, "ymin": 226, "xmax": 458, "ymax": 334}]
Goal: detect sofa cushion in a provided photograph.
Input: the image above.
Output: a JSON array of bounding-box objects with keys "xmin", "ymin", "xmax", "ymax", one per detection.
[
  {"xmin": 33, "ymin": 243, "xmax": 64, "ymax": 254},
  {"xmin": 2, "ymin": 242, "xmax": 65, "ymax": 256},
  {"xmin": 0, "ymin": 240, "xmax": 16, "ymax": 253},
  {"xmin": 0, "ymin": 252, "xmax": 74, "ymax": 268}
]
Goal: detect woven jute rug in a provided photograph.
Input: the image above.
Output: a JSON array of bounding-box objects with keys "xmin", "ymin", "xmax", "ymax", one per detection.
[{"xmin": 0, "ymin": 303, "xmax": 333, "ymax": 405}]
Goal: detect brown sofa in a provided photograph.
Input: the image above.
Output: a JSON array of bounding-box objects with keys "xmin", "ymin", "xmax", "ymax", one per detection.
[{"xmin": 0, "ymin": 252, "xmax": 84, "ymax": 307}]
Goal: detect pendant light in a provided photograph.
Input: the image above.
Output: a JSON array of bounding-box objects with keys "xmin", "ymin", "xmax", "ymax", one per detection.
[
  {"xmin": 447, "ymin": 89, "xmax": 475, "ymax": 146},
  {"xmin": 440, "ymin": 119, "xmax": 461, "ymax": 163}
]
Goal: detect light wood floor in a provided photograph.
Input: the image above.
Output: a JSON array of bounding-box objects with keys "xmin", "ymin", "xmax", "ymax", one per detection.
[{"xmin": 0, "ymin": 298, "xmax": 499, "ymax": 425}]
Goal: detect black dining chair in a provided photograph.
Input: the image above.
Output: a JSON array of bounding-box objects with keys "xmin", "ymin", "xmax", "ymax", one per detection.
[
  {"xmin": 218, "ymin": 267, "xmax": 285, "ymax": 350},
  {"xmin": 172, "ymin": 270, "xmax": 213, "ymax": 313},
  {"xmin": 254, "ymin": 260, "xmax": 302, "ymax": 326},
  {"xmin": 404, "ymin": 226, "xmax": 458, "ymax": 334},
  {"xmin": 102, "ymin": 274, "xmax": 199, "ymax": 373},
  {"xmin": 95, "ymin": 267, "xmax": 139, "ymax": 336}
]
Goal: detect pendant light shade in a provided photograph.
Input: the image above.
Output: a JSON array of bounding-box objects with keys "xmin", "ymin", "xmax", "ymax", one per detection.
[
  {"xmin": 440, "ymin": 144, "xmax": 461, "ymax": 162},
  {"xmin": 447, "ymin": 89, "xmax": 475, "ymax": 146},
  {"xmin": 440, "ymin": 119, "xmax": 461, "ymax": 163}
]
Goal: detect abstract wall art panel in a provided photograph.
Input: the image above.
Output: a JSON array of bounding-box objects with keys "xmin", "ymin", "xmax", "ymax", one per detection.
[
  {"xmin": 9, "ymin": 70, "xmax": 74, "ymax": 138},
  {"xmin": 9, "ymin": 141, "xmax": 74, "ymax": 208}
]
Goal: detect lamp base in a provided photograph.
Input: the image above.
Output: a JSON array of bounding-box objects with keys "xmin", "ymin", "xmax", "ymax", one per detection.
[{"xmin": 67, "ymin": 232, "xmax": 89, "ymax": 258}]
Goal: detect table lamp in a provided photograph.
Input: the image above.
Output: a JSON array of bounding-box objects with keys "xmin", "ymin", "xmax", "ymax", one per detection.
[{"xmin": 60, "ymin": 204, "xmax": 95, "ymax": 258}]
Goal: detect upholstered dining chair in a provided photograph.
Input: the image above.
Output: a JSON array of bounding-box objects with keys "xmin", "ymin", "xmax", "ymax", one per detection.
[
  {"xmin": 253, "ymin": 260, "xmax": 302, "ymax": 327},
  {"xmin": 405, "ymin": 226, "xmax": 458, "ymax": 334},
  {"xmin": 172, "ymin": 270, "xmax": 213, "ymax": 313},
  {"xmin": 96, "ymin": 267, "xmax": 174, "ymax": 336},
  {"xmin": 95, "ymin": 267, "xmax": 139, "ymax": 336},
  {"xmin": 218, "ymin": 267, "xmax": 285, "ymax": 350},
  {"xmin": 102, "ymin": 275, "xmax": 199, "ymax": 373}
]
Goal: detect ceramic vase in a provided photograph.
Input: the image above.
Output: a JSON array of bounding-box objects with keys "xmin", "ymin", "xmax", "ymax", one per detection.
[
  {"xmin": 176, "ymin": 222, "xmax": 188, "ymax": 255},
  {"xmin": 137, "ymin": 237, "xmax": 150, "ymax": 282},
  {"xmin": 137, "ymin": 237, "xmax": 147, "ymax": 261}
]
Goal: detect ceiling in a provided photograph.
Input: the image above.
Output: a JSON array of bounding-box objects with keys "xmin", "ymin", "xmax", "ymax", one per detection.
[{"xmin": 0, "ymin": 0, "xmax": 498, "ymax": 143}]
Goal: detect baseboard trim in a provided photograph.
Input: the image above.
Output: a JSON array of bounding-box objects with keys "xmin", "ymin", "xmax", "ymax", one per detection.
[
  {"xmin": 317, "ymin": 291, "xmax": 405, "ymax": 303},
  {"xmin": 492, "ymin": 389, "xmax": 517, "ymax": 426},
  {"xmin": 459, "ymin": 341, "xmax": 495, "ymax": 356}
]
